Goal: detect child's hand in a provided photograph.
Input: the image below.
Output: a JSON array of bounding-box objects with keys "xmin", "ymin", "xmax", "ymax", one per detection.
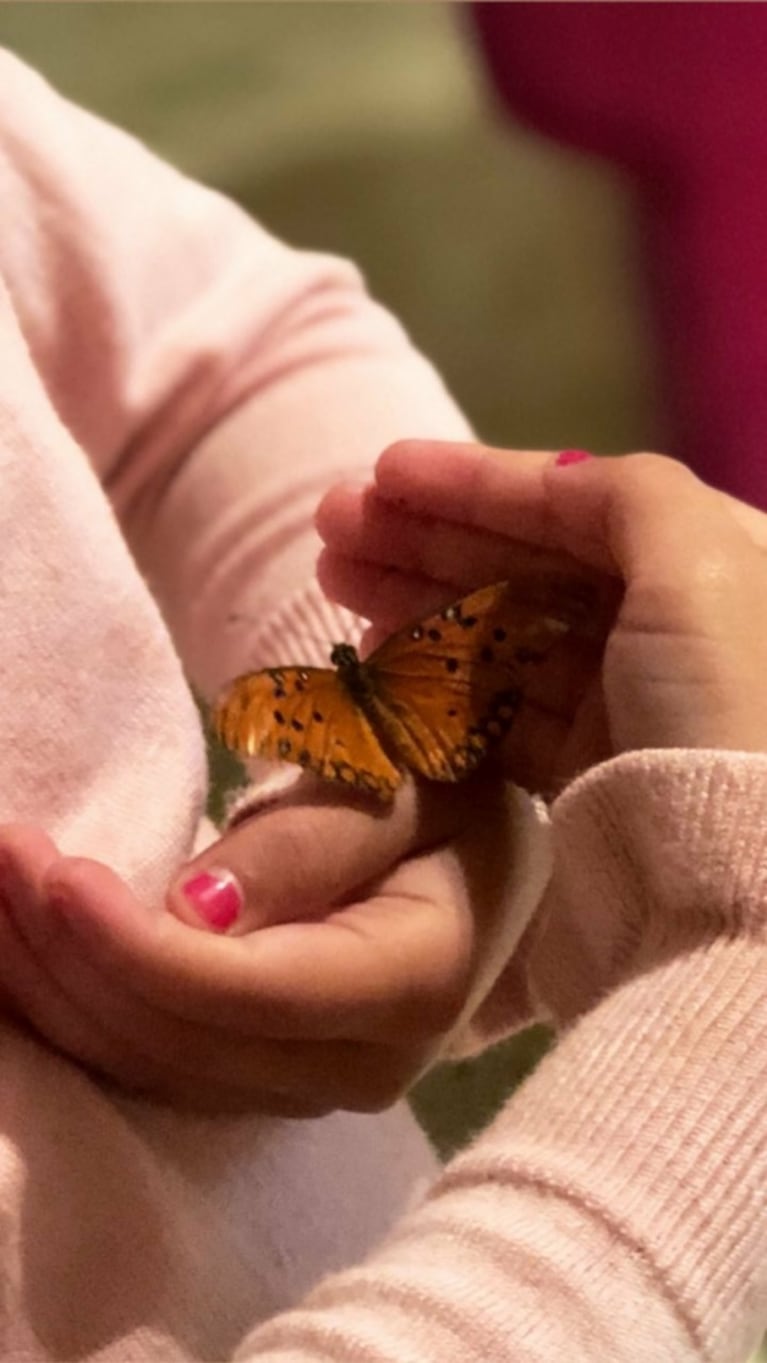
[
  {"xmin": 317, "ymin": 442, "xmax": 767, "ymax": 786},
  {"xmin": 0, "ymin": 772, "xmax": 539, "ymax": 1114}
]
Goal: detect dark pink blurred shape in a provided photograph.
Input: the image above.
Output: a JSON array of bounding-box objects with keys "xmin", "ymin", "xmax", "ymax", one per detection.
[{"xmin": 470, "ymin": 3, "xmax": 767, "ymax": 507}]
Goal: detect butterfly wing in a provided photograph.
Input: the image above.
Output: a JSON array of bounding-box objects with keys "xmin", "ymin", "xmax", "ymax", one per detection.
[
  {"xmin": 212, "ymin": 666, "xmax": 402, "ymax": 799},
  {"xmin": 363, "ymin": 576, "xmax": 604, "ymax": 782}
]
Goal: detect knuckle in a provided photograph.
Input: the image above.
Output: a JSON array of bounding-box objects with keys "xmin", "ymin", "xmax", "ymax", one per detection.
[
  {"xmin": 338, "ymin": 1052, "xmax": 418, "ymax": 1114},
  {"xmin": 239, "ymin": 812, "xmax": 329, "ymax": 913},
  {"xmin": 378, "ymin": 438, "xmax": 419, "ymax": 466},
  {"xmin": 0, "ymin": 824, "xmax": 51, "ymax": 865},
  {"xmin": 619, "ymin": 451, "xmax": 698, "ymax": 489}
]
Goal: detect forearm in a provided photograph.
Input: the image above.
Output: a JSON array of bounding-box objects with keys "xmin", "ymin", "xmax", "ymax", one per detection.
[
  {"xmin": 235, "ymin": 750, "xmax": 767, "ymax": 1363},
  {"xmin": 0, "ymin": 51, "xmax": 473, "ymax": 699},
  {"xmin": 125, "ymin": 326, "xmax": 473, "ymax": 700}
]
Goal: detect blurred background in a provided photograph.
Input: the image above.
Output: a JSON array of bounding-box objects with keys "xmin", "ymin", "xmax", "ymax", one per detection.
[
  {"xmin": 0, "ymin": 2, "xmax": 656, "ymax": 458},
  {"xmin": 0, "ymin": 2, "xmax": 656, "ymax": 1155}
]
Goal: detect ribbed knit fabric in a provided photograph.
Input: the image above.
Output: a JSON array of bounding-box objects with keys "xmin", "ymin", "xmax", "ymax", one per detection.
[{"xmin": 239, "ymin": 752, "xmax": 767, "ymax": 1363}]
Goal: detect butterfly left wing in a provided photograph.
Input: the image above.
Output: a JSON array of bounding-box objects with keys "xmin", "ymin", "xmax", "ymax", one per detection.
[
  {"xmin": 212, "ymin": 666, "xmax": 402, "ymax": 798},
  {"xmin": 363, "ymin": 576, "xmax": 610, "ymax": 782}
]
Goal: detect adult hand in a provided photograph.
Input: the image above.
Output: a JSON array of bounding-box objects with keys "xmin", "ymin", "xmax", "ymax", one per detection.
[
  {"xmin": 317, "ymin": 443, "xmax": 767, "ymax": 780},
  {"xmin": 0, "ymin": 770, "xmax": 542, "ymax": 1114}
]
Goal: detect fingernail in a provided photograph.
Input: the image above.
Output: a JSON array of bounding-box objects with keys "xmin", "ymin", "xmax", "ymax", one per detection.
[
  {"xmin": 180, "ymin": 868, "xmax": 243, "ymax": 932},
  {"xmin": 555, "ymin": 449, "xmax": 593, "ymax": 467}
]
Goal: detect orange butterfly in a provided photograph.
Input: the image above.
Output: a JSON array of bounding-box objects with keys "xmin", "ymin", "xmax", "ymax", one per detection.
[{"xmin": 212, "ymin": 576, "xmax": 605, "ymax": 801}]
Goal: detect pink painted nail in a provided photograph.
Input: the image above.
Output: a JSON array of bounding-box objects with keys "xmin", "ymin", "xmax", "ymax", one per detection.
[
  {"xmin": 180, "ymin": 868, "xmax": 242, "ymax": 932},
  {"xmin": 555, "ymin": 449, "xmax": 593, "ymax": 467}
]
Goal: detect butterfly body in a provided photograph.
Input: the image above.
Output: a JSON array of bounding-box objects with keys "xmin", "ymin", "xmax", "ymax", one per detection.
[
  {"xmin": 328, "ymin": 642, "xmax": 376, "ymax": 708},
  {"xmin": 213, "ymin": 577, "xmax": 601, "ymax": 800}
]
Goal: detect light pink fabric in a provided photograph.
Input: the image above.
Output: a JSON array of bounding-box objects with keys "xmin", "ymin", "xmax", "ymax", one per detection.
[
  {"xmin": 0, "ymin": 49, "xmax": 471, "ymax": 1359},
  {"xmin": 2, "ymin": 49, "xmax": 767, "ymax": 1363}
]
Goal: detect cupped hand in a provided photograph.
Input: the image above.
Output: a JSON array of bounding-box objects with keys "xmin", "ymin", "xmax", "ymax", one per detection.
[
  {"xmin": 0, "ymin": 771, "xmax": 541, "ymax": 1114},
  {"xmin": 317, "ymin": 442, "xmax": 767, "ymax": 782}
]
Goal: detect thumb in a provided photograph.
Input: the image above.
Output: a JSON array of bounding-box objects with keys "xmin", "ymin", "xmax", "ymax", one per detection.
[
  {"xmin": 166, "ymin": 778, "xmax": 469, "ymax": 935},
  {"xmin": 544, "ymin": 451, "xmax": 767, "ymax": 753},
  {"xmin": 543, "ymin": 451, "xmax": 743, "ymax": 582}
]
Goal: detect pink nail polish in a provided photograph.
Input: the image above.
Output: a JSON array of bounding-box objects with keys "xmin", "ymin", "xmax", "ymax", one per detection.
[
  {"xmin": 555, "ymin": 449, "xmax": 593, "ymax": 467},
  {"xmin": 181, "ymin": 869, "xmax": 242, "ymax": 932}
]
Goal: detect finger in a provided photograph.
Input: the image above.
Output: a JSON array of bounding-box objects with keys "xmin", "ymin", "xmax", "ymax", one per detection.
[
  {"xmin": 316, "ymin": 480, "xmax": 572, "ymax": 589},
  {"xmin": 0, "ymin": 846, "xmax": 170, "ymax": 1092},
  {"xmin": 0, "ymin": 829, "xmax": 185, "ymax": 1086},
  {"xmin": 0, "ymin": 825, "xmax": 64, "ymax": 1018},
  {"xmin": 0, "ymin": 828, "xmax": 365, "ymax": 1117},
  {"xmin": 373, "ymin": 442, "xmax": 767, "ymax": 565},
  {"xmin": 168, "ymin": 772, "xmax": 478, "ymax": 935},
  {"xmin": 374, "ymin": 441, "xmax": 556, "ymax": 538},
  {"xmin": 721, "ymin": 490, "xmax": 767, "ymax": 549},
  {"xmin": 0, "ymin": 824, "xmax": 61, "ymax": 898},
  {"xmin": 543, "ymin": 451, "xmax": 752, "ymax": 579},
  {"xmin": 32, "ymin": 859, "xmax": 414, "ymax": 1112},
  {"xmin": 318, "ymin": 482, "xmax": 583, "ymax": 605},
  {"xmin": 373, "ymin": 442, "xmax": 755, "ymax": 603},
  {"xmin": 52, "ymin": 782, "xmax": 520, "ymax": 1044},
  {"xmin": 317, "ymin": 548, "xmax": 449, "ymax": 629},
  {"xmin": 545, "ymin": 453, "xmax": 767, "ymax": 752}
]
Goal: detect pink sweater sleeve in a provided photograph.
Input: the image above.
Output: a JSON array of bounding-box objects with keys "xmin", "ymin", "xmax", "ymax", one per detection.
[
  {"xmin": 5, "ymin": 51, "xmax": 767, "ymax": 1361},
  {"xmin": 0, "ymin": 49, "xmax": 472, "ymax": 696},
  {"xmin": 233, "ymin": 750, "xmax": 767, "ymax": 1363}
]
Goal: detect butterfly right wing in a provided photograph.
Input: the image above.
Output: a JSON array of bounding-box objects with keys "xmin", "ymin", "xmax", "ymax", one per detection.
[
  {"xmin": 212, "ymin": 666, "xmax": 402, "ymax": 799},
  {"xmin": 365, "ymin": 576, "xmax": 613, "ymax": 783}
]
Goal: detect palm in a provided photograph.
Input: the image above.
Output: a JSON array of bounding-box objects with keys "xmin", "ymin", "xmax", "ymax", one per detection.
[{"xmin": 497, "ymin": 653, "xmax": 611, "ymax": 800}]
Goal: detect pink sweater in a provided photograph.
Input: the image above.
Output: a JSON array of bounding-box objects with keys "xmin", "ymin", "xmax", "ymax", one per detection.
[{"xmin": 2, "ymin": 50, "xmax": 767, "ymax": 1363}]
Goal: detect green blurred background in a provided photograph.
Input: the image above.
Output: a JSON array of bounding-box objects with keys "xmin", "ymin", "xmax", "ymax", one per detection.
[{"xmin": 0, "ymin": 2, "xmax": 656, "ymax": 1157}]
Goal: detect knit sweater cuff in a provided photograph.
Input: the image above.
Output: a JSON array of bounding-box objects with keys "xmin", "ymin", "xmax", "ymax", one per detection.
[
  {"xmin": 460, "ymin": 748, "xmax": 767, "ymax": 1358},
  {"xmin": 232, "ymin": 576, "xmax": 364, "ymax": 673},
  {"xmin": 530, "ymin": 748, "xmax": 767, "ymax": 1026}
]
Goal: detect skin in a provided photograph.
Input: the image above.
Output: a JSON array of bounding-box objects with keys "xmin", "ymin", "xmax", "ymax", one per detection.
[
  {"xmin": 0, "ymin": 775, "xmax": 522, "ymax": 1114},
  {"xmin": 0, "ymin": 446, "xmax": 764, "ymax": 1113},
  {"xmin": 318, "ymin": 445, "xmax": 767, "ymax": 770}
]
